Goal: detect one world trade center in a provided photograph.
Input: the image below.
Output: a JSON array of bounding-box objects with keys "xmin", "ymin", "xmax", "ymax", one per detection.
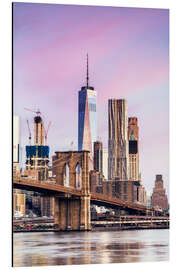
[{"xmin": 78, "ymin": 55, "xmax": 97, "ymax": 164}]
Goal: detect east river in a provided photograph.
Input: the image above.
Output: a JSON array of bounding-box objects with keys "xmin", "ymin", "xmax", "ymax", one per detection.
[{"xmin": 13, "ymin": 229, "xmax": 169, "ymax": 267}]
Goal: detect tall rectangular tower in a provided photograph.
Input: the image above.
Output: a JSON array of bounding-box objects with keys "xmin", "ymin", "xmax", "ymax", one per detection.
[
  {"xmin": 151, "ymin": 175, "xmax": 168, "ymax": 210},
  {"xmin": 128, "ymin": 117, "xmax": 140, "ymax": 181},
  {"xmin": 93, "ymin": 141, "xmax": 103, "ymax": 173},
  {"xmin": 25, "ymin": 114, "xmax": 49, "ymax": 180},
  {"xmin": 78, "ymin": 55, "xmax": 97, "ymax": 160},
  {"xmin": 102, "ymin": 149, "xmax": 108, "ymax": 179},
  {"xmin": 108, "ymin": 99, "xmax": 129, "ymax": 180}
]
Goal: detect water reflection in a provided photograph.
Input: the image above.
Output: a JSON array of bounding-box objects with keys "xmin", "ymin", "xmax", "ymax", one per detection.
[{"xmin": 13, "ymin": 229, "xmax": 169, "ymax": 267}]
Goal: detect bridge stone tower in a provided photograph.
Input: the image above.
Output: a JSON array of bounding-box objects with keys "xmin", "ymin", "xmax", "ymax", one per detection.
[{"xmin": 52, "ymin": 150, "xmax": 91, "ymax": 231}]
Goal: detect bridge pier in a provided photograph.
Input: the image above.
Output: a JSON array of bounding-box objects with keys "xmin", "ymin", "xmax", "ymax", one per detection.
[
  {"xmin": 54, "ymin": 195, "xmax": 91, "ymax": 231},
  {"xmin": 80, "ymin": 195, "xmax": 91, "ymax": 230}
]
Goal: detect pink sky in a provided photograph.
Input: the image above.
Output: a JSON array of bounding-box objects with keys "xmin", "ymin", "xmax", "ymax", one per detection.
[{"xmin": 13, "ymin": 3, "xmax": 169, "ymax": 197}]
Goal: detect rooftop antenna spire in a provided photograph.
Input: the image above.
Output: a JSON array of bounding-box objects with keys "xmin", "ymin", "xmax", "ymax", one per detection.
[{"xmin": 86, "ymin": 53, "xmax": 89, "ymax": 88}]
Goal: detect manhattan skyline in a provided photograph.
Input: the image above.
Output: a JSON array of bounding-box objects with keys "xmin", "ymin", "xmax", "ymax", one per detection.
[{"xmin": 13, "ymin": 3, "xmax": 169, "ymax": 196}]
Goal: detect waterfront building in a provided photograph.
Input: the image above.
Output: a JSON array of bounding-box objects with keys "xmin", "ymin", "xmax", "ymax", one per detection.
[
  {"xmin": 78, "ymin": 55, "xmax": 97, "ymax": 164},
  {"xmin": 112, "ymin": 180, "xmax": 140, "ymax": 202},
  {"xmin": 138, "ymin": 185, "xmax": 147, "ymax": 205},
  {"xmin": 128, "ymin": 117, "xmax": 140, "ymax": 182},
  {"xmin": 13, "ymin": 191, "xmax": 26, "ymax": 216},
  {"xmin": 90, "ymin": 170, "xmax": 103, "ymax": 193},
  {"xmin": 31, "ymin": 193, "xmax": 41, "ymax": 216},
  {"xmin": 102, "ymin": 149, "xmax": 108, "ymax": 179},
  {"xmin": 41, "ymin": 196, "xmax": 54, "ymax": 217},
  {"xmin": 108, "ymin": 99, "xmax": 129, "ymax": 180},
  {"xmin": 151, "ymin": 175, "xmax": 168, "ymax": 210},
  {"xmin": 93, "ymin": 141, "xmax": 103, "ymax": 173}
]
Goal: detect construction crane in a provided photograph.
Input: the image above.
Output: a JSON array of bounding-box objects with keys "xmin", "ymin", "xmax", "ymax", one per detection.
[
  {"xmin": 24, "ymin": 107, "xmax": 41, "ymax": 116},
  {"xmin": 26, "ymin": 120, "xmax": 31, "ymax": 145},
  {"xmin": 44, "ymin": 121, "xmax": 52, "ymax": 145}
]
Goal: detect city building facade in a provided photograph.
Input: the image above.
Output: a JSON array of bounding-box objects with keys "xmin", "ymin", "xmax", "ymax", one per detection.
[
  {"xmin": 13, "ymin": 190, "xmax": 26, "ymax": 216},
  {"xmin": 41, "ymin": 196, "xmax": 54, "ymax": 217},
  {"xmin": 102, "ymin": 149, "xmax": 108, "ymax": 179},
  {"xmin": 112, "ymin": 180, "xmax": 140, "ymax": 202},
  {"xmin": 108, "ymin": 99, "xmax": 129, "ymax": 180},
  {"xmin": 138, "ymin": 185, "xmax": 147, "ymax": 205},
  {"xmin": 90, "ymin": 170, "xmax": 103, "ymax": 193},
  {"xmin": 151, "ymin": 175, "xmax": 168, "ymax": 210},
  {"xmin": 128, "ymin": 117, "xmax": 140, "ymax": 181},
  {"xmin": 93, "ymin": 141, "xmax": 103, "ymax": 174}
]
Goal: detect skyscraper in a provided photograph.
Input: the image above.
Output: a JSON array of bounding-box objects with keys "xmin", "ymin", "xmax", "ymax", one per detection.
[
  {"xmin": 78, "ymin": 55, "xmax": 97, "ymax": 161},
  {"xmin": 108, "ymin": 99, "xmax": 129, "ymax": 180},
  {"xmin": 33, "ymin": 113, "xmax": 45, "ymax": 146},
  {"xmin": 102, "ymin": 149, "xmax": 108, "ymax": 179},
  {"xmin": 25, "ymin": 113, "xmax": 49, "ymax": 180},
  {"xmin": 151, "ymin": 175, "xmax": 168, "ymax": 210},
  {"xmin": 93, "ymin": 141, "xmax": 103, "ymax": 174},
  {"xmin": 128, "ymin": 117, "xmax": 140, "ymax": 181}
]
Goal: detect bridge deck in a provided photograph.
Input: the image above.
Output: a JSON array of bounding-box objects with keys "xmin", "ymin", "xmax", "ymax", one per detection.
[
  {"xmin": 13, "ymin": 178, "xmax": 165, "ymax": 215},
  {"xmin": 13, "ymin": 178, "xmax": 82, "ymax": 196}
]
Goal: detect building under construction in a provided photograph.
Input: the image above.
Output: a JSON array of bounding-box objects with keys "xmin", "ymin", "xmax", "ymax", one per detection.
[{"xmin": 25, "ymin": 109, "xmax": 51, "ymax": 181}]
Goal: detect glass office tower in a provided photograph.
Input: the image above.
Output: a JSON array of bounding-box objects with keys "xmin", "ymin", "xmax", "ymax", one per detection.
[{"xmin": 78, "ymin": 55, "xmax": 97, "ymax": 159}]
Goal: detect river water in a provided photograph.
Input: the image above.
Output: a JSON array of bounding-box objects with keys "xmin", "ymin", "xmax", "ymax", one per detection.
[{"xmin": 13, "ymin": 229, "xmax": 169, "ymax": 267}]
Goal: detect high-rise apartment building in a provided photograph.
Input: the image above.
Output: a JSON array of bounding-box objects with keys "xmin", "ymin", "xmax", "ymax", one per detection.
[
  {"xmin": 151, "ymin": 175, "xmax": 168, "ymax": 210},
  {"xmin": 108, "ymin": 99, "xmax": 129, "ymax": 180},
  {"xmin": 102, "ymin": 149, "xmax": 108, "ymax": 179},
  {"xmin": 78, "ymin": 55, "xmax": 97, "ymax": 162},
  {"xmin": 93, "ymin": 141, "xmax": 103, "ymax": 174},
  {"xmin": 128, "ymin": 117, "xmax": 140, "ymax": 181}
]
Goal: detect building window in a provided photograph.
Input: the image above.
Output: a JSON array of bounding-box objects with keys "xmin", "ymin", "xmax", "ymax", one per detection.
[{"xmin": 89, "ymin": 103, "xmax": 96, "ymax": 112}]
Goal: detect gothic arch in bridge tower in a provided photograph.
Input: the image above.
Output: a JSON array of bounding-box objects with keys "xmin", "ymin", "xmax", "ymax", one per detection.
[
  {"xmin": 63, "ymin": 163, "xmax": 70, "ymax": 187},
  {"xmin": 52, "ymin": 151, "xmax": 91, "ymax": 231},
  {"xmin": 75, "ymin": 163, "xmax": 82, "ymax": 189}
]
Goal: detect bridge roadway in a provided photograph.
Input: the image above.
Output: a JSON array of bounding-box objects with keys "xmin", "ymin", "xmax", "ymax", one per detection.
[
  {"xmin": 13, "ymin": 178, "xmax": 82, "ymax": 196},
  {"xmin": 13, "ymin": 178, "xmax": 158, "ymax": 214}
]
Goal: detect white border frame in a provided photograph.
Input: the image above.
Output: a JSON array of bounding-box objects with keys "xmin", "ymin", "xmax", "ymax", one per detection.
[{"xmin": 0, "ymin": 0, "xmax": 179, "ymax": 269}]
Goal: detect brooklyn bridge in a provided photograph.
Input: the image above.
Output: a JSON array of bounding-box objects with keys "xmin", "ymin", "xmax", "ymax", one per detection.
[{"xmin": 13, "ymin": 151, "xmax": 168, "ymax": 231}]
